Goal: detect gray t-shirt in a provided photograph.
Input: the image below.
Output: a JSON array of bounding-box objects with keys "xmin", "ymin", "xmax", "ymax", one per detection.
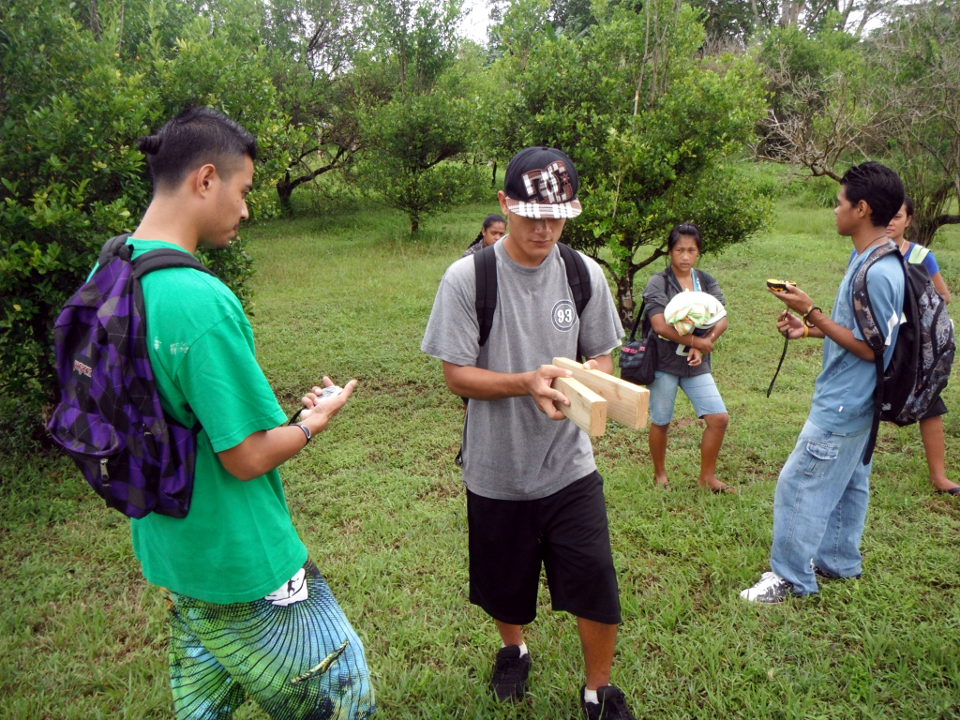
[{"xmin": 421, "ymin": 240, "xmax": 624, "ymax": 500}]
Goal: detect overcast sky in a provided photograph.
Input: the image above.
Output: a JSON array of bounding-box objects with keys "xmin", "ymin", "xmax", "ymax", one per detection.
[{"xmin": 459, "ymin": 0, "xmax": 492, "ymax": 45}]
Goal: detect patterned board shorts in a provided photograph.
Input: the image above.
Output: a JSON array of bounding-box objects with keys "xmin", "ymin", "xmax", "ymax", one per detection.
[{"xmin": 167, "ymin": 561, "xmax": 375, "ymax": 719}]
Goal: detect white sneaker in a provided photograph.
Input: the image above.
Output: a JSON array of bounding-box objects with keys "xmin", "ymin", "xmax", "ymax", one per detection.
[{"xmin": 740, "ymin": 571, "xmax": 794, "ymax": 603}]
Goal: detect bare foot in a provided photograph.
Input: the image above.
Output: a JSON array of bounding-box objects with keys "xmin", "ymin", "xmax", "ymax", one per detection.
[
  {"xmin": 699, "ymin": 478, "xmax": 737, "ymax": 494},
  {"xmin": 654, "ymin": 473, "xmax": 671, "ymax": 490}
]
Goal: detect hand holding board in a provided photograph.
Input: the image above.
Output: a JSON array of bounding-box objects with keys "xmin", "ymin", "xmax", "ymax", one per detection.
[
  {"xmin": 552, "ymin": 357, "xmax": 649, "ymax": 429},
  {"xmin": 553, "ymin": 376, "xmax": 607, "ymax": 436}
]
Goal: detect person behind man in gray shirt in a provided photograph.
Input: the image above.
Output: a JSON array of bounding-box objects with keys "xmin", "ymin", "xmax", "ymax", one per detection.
[{"xmin": 421, "ymin": 147, "xmax": 635, "ymax": 720}]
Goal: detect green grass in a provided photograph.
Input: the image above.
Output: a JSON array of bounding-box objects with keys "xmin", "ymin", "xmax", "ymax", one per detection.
[{"xmin": 2, "ymin": 193, "xmax": 959, "ymax": 719}]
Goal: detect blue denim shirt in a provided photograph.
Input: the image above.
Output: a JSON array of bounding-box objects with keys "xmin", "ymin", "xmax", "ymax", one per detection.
[{"xmin": 809, "ymin": 245, "xmax": 904, "ymax": 433}]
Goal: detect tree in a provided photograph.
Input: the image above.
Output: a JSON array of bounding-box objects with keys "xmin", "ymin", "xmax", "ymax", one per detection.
[
  {"xmin": 757, "ymin": 2, "xmax": 960, "ymax": 246},
  {"xmin": 257, "ymin": 0, "xmax": 386, "ymax": 213},
  {"xmin": 867, "ymin": 1, "xmax": 960, "ymax": 245},
  {"xmin": 356, "ymin": 0, "xmax": 482, "ymax": 232},
  {"xmin": 1, "ymin": 0, "xmax": 155, "ymax": 442},
  {"xmin": 755, "ymin": 25, "xmax": 872, "ymax": 174},
  {"xmin": 489, "ymin": 0, "xmax": 771, "ymax": 324},
  {"xmin": 0, "ymin": 0, "xmax": 296, "ymax": 446},
  {"xmin": 680, "ymin": 0, "xmax": 898, "ymax": 52}
]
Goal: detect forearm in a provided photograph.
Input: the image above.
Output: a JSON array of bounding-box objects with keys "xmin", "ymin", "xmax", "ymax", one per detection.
[
  {"xmin": 218, "ymin": 380, "xmax": 354, "ymax": 481},
  {"xmin": 443, "ymin": 363, "xmax": 535, "ymax": 400},
  {"xmin": 702, "ymin": 317, "xmax": 728, "ymax": 343},
  {"xmin": 804, "ymin": 308, "xmax": 875, "ymax": 361},
  {"xmin": 650, "ymin": 318, "xmax": 701, "ymax": 348},
  {"xmin": 218, "ymin": 425, "xmax": 311, "ymax": 481},
  {"xmin": 650, "ymin": 317, "xmax": 717, "ymax": 352}
]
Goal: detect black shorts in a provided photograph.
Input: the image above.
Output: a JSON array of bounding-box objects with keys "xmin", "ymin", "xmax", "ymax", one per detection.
[{"xmin": 466, "ymin": 471, "xmax": 621, "ymax": 626}]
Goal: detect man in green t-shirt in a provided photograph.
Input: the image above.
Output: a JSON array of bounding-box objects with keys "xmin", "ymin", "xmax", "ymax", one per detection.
[{"xmin": 123, "ymin": 107, "xmax": 374, "ymax": 719}]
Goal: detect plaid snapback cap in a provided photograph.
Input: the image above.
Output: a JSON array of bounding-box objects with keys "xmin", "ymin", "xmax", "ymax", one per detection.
[{"xmin": 503, "ymin": 146, "xmax": 582, "ymax": 219}]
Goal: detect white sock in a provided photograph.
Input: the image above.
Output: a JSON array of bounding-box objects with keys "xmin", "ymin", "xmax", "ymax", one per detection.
[
  {"xmin": 503, "ymin": 642, "xmax": 529, "ymax": 657},
  {"xmin": 584, "ymin": 687, "xmax": 599, "ymax": 704}
]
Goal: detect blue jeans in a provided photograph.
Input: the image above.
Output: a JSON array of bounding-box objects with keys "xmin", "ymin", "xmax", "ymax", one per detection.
[{"xmin": 771, "ymin": 419, "xmax": 872, "ymax": 595}]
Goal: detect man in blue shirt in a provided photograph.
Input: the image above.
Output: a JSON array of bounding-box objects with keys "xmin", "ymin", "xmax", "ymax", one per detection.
[{"xmin": 741, "ymin": 162, "xmax": 906, "ymax": 603}]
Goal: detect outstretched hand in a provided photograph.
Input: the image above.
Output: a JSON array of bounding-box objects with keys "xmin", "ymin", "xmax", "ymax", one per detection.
[{"xmin": 299, "ymin": 376, "xmax": 358, "ymax": 432}]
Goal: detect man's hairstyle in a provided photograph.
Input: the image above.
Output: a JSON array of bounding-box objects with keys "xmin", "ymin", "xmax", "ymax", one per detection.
[
  {"xmin": 668, "ymin": 222, "xmax": 703, "ymax": 252},
  {"xmin": 840, "ymin": 162, "xmax": 905, "ymax": 228},
  {"xmin": 138, "ymin": 107, "xmax": 257, "ymax": 188}
]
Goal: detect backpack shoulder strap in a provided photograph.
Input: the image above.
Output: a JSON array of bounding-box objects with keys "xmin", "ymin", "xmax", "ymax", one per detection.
[
  {"xmin": 98, "ymin": 233, "xmax": 133, "ymax": 265},
  {"xmin": 557, "ymin": 243, "xmax": 592, "ymax": 315},
  {"xmin": 132, "ymin": 249, "xmax": 215, "ymax": 280},
  {"xmin": 474, "ymin": 244, "xmax": 498, "ymax": 347},
  {"xmin": 904, "ymin": 243, "xmax": 930, "ymax": 266},
  {"xmin": 631, "ymin": 271, "xmax": 668, "ymax": 340},
  {"xmin": 852, "ymin": 241, "xmax": 901, "ymax": 355},
  {"xmin": 628, "ymin": 298, "xmax": 646, "ymax": 341}
]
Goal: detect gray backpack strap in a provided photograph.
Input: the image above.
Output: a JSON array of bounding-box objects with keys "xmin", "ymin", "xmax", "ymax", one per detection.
[{"xmin": 98, "ymin": 233, "xmax": 133, "ymax": 265}]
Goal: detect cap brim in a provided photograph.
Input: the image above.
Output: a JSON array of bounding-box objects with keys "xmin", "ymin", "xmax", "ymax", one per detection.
[{"xmin": 504, "ymin": 197, "xmax": 582, "ymax": 219}]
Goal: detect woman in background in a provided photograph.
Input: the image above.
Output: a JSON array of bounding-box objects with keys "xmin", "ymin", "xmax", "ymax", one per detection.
[
  {"xmin": 463, "ymin": 213, "xmax": 506, "ymax": 257},
  {"xmin": 886, "ymin": 196, "xmax": 958, "ymax": 496},
  {"xmin": 642, "ymin": 223, "xmax": 734, "ymax": 493}
]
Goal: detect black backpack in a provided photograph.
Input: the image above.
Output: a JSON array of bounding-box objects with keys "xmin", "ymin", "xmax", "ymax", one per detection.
[
  {"xmin": 47, "ymin": 234, "xmax": 213, "ymax": 518},
  {"xmin": 852, "ymin": 240, "xmax": 955, "ymax": 464}
]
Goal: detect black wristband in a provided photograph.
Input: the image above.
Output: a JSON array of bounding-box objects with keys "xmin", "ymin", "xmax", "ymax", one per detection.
[{"xmin": 803, "ymin": 306, "xmax": 822, "ymax": 328}]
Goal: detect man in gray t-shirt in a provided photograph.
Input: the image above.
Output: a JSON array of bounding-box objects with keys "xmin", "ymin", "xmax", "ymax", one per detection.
[{"xmin": 422, "ymin": 147, "xmax": 635, "ymax": 719}]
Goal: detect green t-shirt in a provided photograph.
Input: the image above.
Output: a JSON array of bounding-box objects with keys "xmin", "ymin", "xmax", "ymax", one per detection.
[{"xmin": 124, "ymin": 238, "xmax": 307, "ymax": 603}]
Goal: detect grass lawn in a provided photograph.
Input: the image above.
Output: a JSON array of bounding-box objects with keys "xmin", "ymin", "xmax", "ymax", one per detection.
[{"xmin": 1, "ymin": 191, "xmax": 958, "ymax": 719}]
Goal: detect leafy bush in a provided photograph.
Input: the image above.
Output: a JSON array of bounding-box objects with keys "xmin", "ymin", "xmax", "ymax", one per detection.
[{"xmin": 0, "ymin": 0, "xmax": 289, "ymax": 452}]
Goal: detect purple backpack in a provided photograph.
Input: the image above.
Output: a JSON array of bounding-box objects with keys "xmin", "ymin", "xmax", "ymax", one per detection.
[{"xmin": 47, "ymin": 235, "xmax": 214, "ymax": 518}]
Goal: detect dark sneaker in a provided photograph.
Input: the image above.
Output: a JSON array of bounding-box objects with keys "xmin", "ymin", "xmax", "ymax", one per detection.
[
  {"xmin": 813, "ymin": 564, "xmax": 862, "ymax": 581},
  {"xmin": 581, "ymin": 685, "xmax": 636, "ymax": 720},
  {"xmin": 491, "ymin": 645, "xmax": 531, "ymax": 701},
  {"xmin": 739, "ymin": 571, "xmax": 795, "ymax": 603}
]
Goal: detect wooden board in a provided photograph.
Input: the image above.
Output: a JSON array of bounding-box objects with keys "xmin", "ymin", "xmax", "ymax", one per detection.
[
  {"xmin": 552, "ymin": 357, "xmax": 649, "ymax": 429},
  {"xmin": 553, "ymin": 376, "xmax": 607, "ymax": 436}
]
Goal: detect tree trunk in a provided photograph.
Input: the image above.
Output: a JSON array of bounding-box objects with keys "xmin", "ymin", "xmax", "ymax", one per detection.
[
  {"xmin": 615, "ymin": 272, "xmax": 637, "ymax": 329},
  {"xmin": 277, "ymin": 172, "xmax": 294, "ymax": 215}
]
